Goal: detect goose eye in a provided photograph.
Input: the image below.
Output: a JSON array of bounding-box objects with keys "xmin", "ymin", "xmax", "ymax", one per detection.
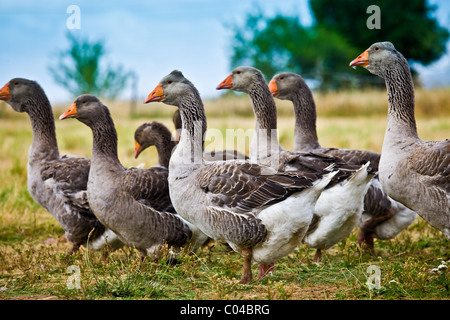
[
  {"xmin": 167, "ymin": 80, "xmax": 172, "ymax": 84},
  {"xmin": 374, "ymin": 46, "xmax": 379, "ymax": 51},
  {"xmin": 236, "ymin": 71, "xmax": 241, "ymax": 75},
  {"xmin": 13, "ymin": 81, "xmax": 18, "ymax": 85},
  {"xmin": 279, "ymin": 76, "xmax": 284, "ymax": 80}
]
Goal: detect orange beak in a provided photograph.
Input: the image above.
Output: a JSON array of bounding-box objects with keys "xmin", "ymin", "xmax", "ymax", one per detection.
[
  {"xmin": 349, "ymin": 49, "xmax": 369, "ymax": 68},
  {"xmin": 134, "ymin": 140, "xmax": 144, "ymax": 158},
  {"xmin": 0, "ymin": 82, "xmax": 10, "ymax": 100},
  {"xmin": 216, "ymin": 74, "xmax": 233, "ymax": 90},
  {"xmin": 144, "ymin": 83, "xmax": 164, "ymax": 103},
  {"xmin": 59, "ymin": 103, "xmax": 78, "ymax": 120},
  {"xmin": 268, "ymin": 79, "xmax": 279, "ymax": 96}
]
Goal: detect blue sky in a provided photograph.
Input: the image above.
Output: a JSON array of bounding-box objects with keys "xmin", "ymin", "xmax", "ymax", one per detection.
[{"xmin": 0, "ymin": 0, "xmax": 449, "ymax": 103}]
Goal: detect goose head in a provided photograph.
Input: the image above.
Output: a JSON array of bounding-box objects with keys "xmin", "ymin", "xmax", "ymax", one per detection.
[
  {"xmin": 216, "ymin": 66, "xmax": 266, "ymax": 93},
  {"xmin": 269, "ymin": 72, "xmax": 307, "ymax": 100},
  {"xmin": 134, "ymin": 121, "xmax": 172, "ymax": 158},
  {"xmin": 0, "ymin": 78, "xmax": 45, "ymax": 112},
  {"xmin": 144, "ymin": 70, "xmax": 199, "ymax": 108},
  {"xmin": 59, "ymin": 94, "xmax": 107, "ymax": 126},
  {"xmin": 349, "ymin": 41, "xmax": 406, "ymax": 78}
]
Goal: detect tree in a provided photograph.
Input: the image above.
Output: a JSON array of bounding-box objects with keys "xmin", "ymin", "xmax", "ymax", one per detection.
[
  {"xmin": 229, "ymin": 1, "xmax": 449, "ymax": 90},
  {"xmin": 310, "ymin": 0, "xmax": 449, "ymax": 66},
  {"xmin": 48, "ymin": 32, "xmax": 132, "ymax": 99}
]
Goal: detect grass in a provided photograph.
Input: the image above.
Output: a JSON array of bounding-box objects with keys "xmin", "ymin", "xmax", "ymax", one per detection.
[{"xmin": 0, "ymin": 88, "xmax": 449, "ymax": 301}]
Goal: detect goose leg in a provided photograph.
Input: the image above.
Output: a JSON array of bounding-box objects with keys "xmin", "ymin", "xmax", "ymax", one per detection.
[
  {"xmin": 240, "ymin": 248, "xmax": 253, "ymax": 284},
  {"xmin": 69, "ymin": 242, "xmax": 81, "ymax": 255},
  {"xmin": 358, "ymin": 208, "xmax": 395, "ymax": 253},
  {"xmin": 313, "ymin": 249, "xmax": 322, "ymax": 262},
  {"xmin": 258, "ymin": 263, "xmax": 274, "ymax": 279},
  {"xmin": 358, "ymin": 231, "xmax": 375, "ymax": 253}
]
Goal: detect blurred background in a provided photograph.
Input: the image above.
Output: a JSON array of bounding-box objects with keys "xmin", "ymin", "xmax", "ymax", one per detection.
[{"xmin": 0, "ymin": 0, "xmax": 449, "ymax": 104}]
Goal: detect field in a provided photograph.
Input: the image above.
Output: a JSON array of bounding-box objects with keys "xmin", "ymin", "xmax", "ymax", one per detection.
[{"xmin": 0, "ymin": 87, "xmax": 449, "ymax": 301}]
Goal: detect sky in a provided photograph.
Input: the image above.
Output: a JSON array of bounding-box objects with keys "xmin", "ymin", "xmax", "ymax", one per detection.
[{"xmin": 0, "ymin": 0, "xmax": 449, "ymax": 104}]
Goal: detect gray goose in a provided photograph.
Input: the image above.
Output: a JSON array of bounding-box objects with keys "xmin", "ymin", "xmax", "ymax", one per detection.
[
  {"xmin": 350, "ymin": 41, "xmax": 449, "ymax": 239},
  {"xmin": 59, "ymin": 95, "xmax": 208, "ymax": 259},
  {"xmin": 0, "ymin": 78, "xmax": 123, "ymax": 253},
  {"xmin": 268, "ymin": 71, "xmax": 417, "ymax": 251},
  {"xmin": 217, "ymin": 66, "xmax": 375, "ymax": 261},
  {"xmin": 144, "ymin": 70, "xmax": 336, "ymax": 283},
  {"xmin": 172, "ymin": 109, "xmax": 249, "ymax": 161},
  {"xmin": 134, "ymin": 121, "xmax": 176, "ymax": 167}
]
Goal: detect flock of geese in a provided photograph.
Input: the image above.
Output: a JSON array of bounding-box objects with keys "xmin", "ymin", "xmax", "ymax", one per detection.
[{"xmin": 0, "ymin": 41, "xmax": 448, "ymax": 284}]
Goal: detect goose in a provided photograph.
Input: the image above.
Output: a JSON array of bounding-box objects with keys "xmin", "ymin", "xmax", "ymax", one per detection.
[
  {"xmin": 59, "ymin": 95, "xmax": 209, "ymax": 259},
  {"xmin": 268, "ymin": 71, "xmax": 417, "ymax": 251},
  {"xmin": 350, "ymin": 41, "xmax": 449, "ymax": 239},
  {"xmin": 144, "ymin": 70, "xmax": 336, "ymax": 283},
  {"xmin": 217, "ymin": 66, "xmax": 375, "ymax": 261},
  {"xmin": 134, "ymin": 121, "xmax": 176, "ymax": 167},
  {"xmin": 0, "ymin": 78, "xmax": 123, "ymax": 253}
]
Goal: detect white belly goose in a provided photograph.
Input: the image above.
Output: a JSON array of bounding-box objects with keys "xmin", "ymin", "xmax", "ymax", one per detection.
[
  {"xmin": 59, "ymin": 95, "xmax": 208, "ymax": 259},
  {"xmin": 217, "ymin": 67, "xmax": 375, "ymax": 261},
  {"xmin": 268, "ymin": 71, "xmax": 417, "ymax": 251},
  {"xmin": 350, "ymin": 41, "xmax": 449, "ymax": 239},
  {"xmin": 144, "ymin": 70, "xmax": 336, "ymax": 283},
  {"xmin": 0, "ymin": 78, "xmax": 123, "ymax": 253}
]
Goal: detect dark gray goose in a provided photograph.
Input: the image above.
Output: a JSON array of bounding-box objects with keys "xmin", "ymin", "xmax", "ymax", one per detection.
[
  {"xmin": 59, "ymin": 95, "xmax": 208, "ymax": 259},
  {"xmin": 134, "ymin": 121, "xmax": 176, "ymax": 167},
  {"xmin": 217, "ymin": 66, "xmax": 375, "ymax": 261},
  {"xmin": 268, "ymin": 71, "xmax": 417, "ymax": 250},
  {"xmin": 0, "ymin": 78, "xmax": 123, "ymax": 253},
  {"xmin": 350, "ymin": 41, "xmax": 449, "ymax": 239},
  {"xmin": 144, "ymin": 70, "xmax": 336, "ymax": 283}
]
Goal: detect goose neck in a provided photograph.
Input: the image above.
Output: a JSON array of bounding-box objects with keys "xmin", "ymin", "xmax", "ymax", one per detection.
[
  {"xmin": 26, "ymin": 98, "xmax": 59, "ymax": 160},
  {"xmin": 248, "ymin": 83, "xmax": 278, "ymax": 132},
  {"xmin": 292, "ymin": 90, "xmax": 321, "ymax": 152},
  {"xmin": 247, "ymin": 82, "xmax": 284, "ymax": 162},
  {"xmin": 171, "ymin": 96, "xmax": 206, "ymax": 167},
  {"xmin": 155, "ymin": 134, "xmax": 176, "ymax": 168},
  {"xmin": 384, "ymin": 61, "xmax": 419, "ymax": 141},
  {"xmin": 90, "ymin": 115, "xmax": 122, "ymax": 168}
]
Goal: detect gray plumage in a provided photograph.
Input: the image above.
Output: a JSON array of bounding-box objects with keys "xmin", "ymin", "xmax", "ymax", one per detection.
[
  {"xmin": 217, "ymin": 66, "xmax": 375, "ymax": 261},
  {"xmin": 269, "ymin": 71, "xmax": 417, "ymax": 250},
  {"xmin": 61, "ymin": 94, "xmax": 208, "ymax": 258},
  {"xmin": 0, "ymin": 78, "xmax": 123, "ymax": 253},
  {"xmin": 134, "ymin": 121, "xmax": 176, "ymax": 167},
  {"xmin": 145, "ymin": 70, "xmax": 334, "ymax": 283},
  {"xmin": 350, "ymin": 41, "xmax": 449, "ymax": 239}
]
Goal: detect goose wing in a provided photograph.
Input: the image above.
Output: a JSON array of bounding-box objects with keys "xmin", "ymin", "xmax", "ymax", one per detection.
[
  {"xmin": 197, "ymin": 161, "xmax": 318, "ymax": 213},
  {"xmin": 123, "ymin": 166, "xmax": 174, "ymax": 212},
  {"xmin": 408, "ymin": 140, "xmax": 450, "ymax": 196},
  {"xmin": 282, "ymin": 151, "xmax": 370, "ymax": 187},
  {"xmin": 40, "ymin": 155, "xmax": 93, "ymax": 217},
  {"xmin": 324, "ymin": 148, "xmax": 380, "ymax": 172}
]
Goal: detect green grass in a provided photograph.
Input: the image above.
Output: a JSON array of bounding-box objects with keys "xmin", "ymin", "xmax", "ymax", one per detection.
[{"xmin": 0, "ymin": 90, "xmax": 449, "ymax": 300}]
